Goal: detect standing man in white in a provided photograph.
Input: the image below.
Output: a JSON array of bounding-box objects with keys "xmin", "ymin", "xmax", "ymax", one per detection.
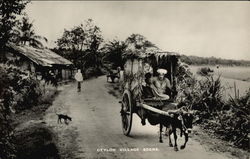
[{"xmin": 74, "ymin": 69, "xmax": 83, "ymax": 92}]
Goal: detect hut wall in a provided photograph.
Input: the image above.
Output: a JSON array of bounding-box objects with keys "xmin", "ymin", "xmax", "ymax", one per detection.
[
  {"xmin": 62, "ymin": 69, "xmax": 67, "ymax": 80},
  {"xmin": 60, "ymin": 68, "xmax": 73, "ymax": 80}
]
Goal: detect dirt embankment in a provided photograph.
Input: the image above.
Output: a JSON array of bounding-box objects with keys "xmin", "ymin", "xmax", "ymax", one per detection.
[
  {"xmin": 11, "ymin": 91, "xmax": 61, "ymax": 159},
  {"xmin": 14, "ymin": 122, "xmax": 59, "ymax": 159}
]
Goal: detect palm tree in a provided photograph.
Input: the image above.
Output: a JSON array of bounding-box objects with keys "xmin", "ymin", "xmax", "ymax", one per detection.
[
  {"xmin": 13, "ymin": 16, "xmax": 47, "ymax": 48},
  {"xmin": 103, "ymin": 39, "xmax": 126, "ymax": 69}
]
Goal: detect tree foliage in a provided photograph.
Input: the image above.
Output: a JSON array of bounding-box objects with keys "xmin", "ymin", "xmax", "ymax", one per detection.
[
  {"xmin": 11, "ymin": 16, "xmax": 47, "ymax": 48},
  {"xmin": 0, "ymin": 0, "xmax": 29, "ymax": 61},
  {"xmin": 0, "ymin": 64, "xmax": 41, "ymax": 159},
  {"xmin": 125, "ymin": 34, "xmax": 156, "ymax": 49},
  {"xmin": 215, "ymin": 91, "xmax": 250, "ymax": 149},
  {"xmin": 102, "ymin": 39, "xmax": 126, "ymax": 69},
  {"xmin": 56, "ymin": 26, "xmax": 85, "ymax": 51},
  {"xmin": 124, "ymin": 34, "xmax": 157, "ymax": 54},
  {"xmin": 56, "ymin": 19, "xmax": 104, "ymax": 75},
  {"xmin": 176, "ymin": 64, "xmax": 249, "ymax": 149}
]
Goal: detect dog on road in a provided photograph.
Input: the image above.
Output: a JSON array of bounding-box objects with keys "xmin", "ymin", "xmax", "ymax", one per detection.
[{"xmin": 56, "ymin": 113, "xmax": 72, "ymax": 124}]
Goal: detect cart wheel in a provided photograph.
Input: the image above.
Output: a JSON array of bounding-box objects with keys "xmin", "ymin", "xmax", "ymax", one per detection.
[{"xmin": 120, "ymin": 90, "xmax": 133, "ymax": 136}]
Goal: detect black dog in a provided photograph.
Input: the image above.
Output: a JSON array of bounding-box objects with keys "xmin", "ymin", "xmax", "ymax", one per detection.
[{"xmin": 56, "ymin": 114, "xmax": 72, "ymax": 124}]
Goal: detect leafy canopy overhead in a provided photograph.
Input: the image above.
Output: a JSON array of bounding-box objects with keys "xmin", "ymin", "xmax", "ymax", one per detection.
[
  {"xmin": 0, "ymin": 0, "xmax": 29, "ymax": 48},
  {"xmin": 56, "ymin": 19, "xmax": 104, "ymax": 71},
  {"xmin": 56, "ymin": 19, "xmax": 103, "ymax": 52},
  {"xmin": 11, "ymin": 16, "xmax": 48, "ymax": 48}
]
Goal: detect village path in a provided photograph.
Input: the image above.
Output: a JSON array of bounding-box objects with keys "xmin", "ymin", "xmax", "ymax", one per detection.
[{"xmin": 45, "ymin": 76, "xmax": 230, "ymax": 159}]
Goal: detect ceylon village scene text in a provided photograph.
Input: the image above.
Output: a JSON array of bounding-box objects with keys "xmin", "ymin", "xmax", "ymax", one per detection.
[{"xmin": 0, "ymin": 1, "xmax": 249, "ymax": 159}]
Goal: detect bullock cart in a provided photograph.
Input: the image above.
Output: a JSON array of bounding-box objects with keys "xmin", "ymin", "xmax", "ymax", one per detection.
[{"xmin": 120, "ymin": 48, "xmax": 195, "ymax": 151}]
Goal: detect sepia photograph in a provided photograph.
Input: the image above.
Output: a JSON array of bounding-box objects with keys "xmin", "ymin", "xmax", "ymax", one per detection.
[{"xmin": 0, "ymin": 1, "xmax": 249, "ymax": 159}]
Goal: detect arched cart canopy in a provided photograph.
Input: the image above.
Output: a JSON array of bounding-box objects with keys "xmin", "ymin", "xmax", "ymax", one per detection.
[
  {"xmin": 123, "ymin": 46, "xmax": 180, "ymax": 60},
  {"xmin": 122, "ymin": 46, "xmax": 180, "ymax": 100}
]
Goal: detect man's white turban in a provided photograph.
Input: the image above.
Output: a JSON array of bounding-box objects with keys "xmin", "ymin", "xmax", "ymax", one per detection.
[{"xmin": 157, "ymin": 68, "xmax": 167, "ymax": 75}]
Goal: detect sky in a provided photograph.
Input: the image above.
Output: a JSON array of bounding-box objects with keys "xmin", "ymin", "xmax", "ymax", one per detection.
[{"xmin": 25, "ymin": 1, "xmax": 250, "ymax": 60}]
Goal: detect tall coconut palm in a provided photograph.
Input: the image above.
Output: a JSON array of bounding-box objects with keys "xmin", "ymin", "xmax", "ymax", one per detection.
[{"xmin": 13, "ymin": 16, "xmax": 47, "ymax": 48}]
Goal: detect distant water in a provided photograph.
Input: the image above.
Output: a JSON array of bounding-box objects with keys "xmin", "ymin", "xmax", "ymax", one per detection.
[
  {"xmin": 189, "ymin": 65, "xmax": 250, "ymax": 99},
  {"xmin": 189, "ymin": 65, "xmax": 250, "ymax": 82}
]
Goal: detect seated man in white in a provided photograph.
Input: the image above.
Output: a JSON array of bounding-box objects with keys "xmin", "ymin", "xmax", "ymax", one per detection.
[{"xmin": 150, "ymin": 68, "xmax": 171, "ymax": 100}]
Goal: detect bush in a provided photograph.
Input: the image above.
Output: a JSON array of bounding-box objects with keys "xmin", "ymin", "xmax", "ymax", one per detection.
[
  {"xmin": 197, "ymin": 67, "xmax": 214, "ymax": 76},
  {"xmin": 0, "ymin": 64, "xmax": 43, "ymax": 159},
  {"xmin": 214, "ymin": 89, "xmax": 250, "ymax": 149},
  {"xmin": 83, "ymin": 67, "xmax": 104, "ymax": 79},
  {"xmin": 176, "ymin": 64, "xmax": 223, "ymax": 115},
  {"xmin": 176, "ymin": 63, "xmax": 224, "ymax": 115},
  {"xmin": 176, "ymin": 63, "xmax": 249, "ymax": 149},
  {"xmin": 0, "ymin": 65, "xmax": 16, "ymax": 159},
  {"xmin": 0, "ymin": 64, "xmax": 42, "ymax": 112},
  {"xmin": 0, "ymin": 101, "xmax": 16, "ymax": 159},
  {"xmin": 38, "ymin": 81, "xmax": 58, "ymax": 105}
]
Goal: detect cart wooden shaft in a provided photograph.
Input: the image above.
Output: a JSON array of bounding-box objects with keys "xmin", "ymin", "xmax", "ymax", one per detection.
[{"xmin": 139, "ymin": 103, "xmax": 179, "ymax": 117}]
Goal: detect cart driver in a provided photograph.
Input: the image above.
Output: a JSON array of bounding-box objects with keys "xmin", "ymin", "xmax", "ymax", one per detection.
[
  {"xmin": 151, "ymin": 68, "xmax": 172, "ymax": 100},
  {"xmin": 140, "ymin": 68, "xmax": 172, "ymax": 125}
]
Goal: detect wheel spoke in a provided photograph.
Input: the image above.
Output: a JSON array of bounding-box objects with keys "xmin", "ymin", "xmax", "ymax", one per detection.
[
  {"xmin": 123, "ymin": 117, "xmax": 128, "ymax": 129},
  {"xmin": 123, "ymin": 97, "xmax": 128, "ymax": 111},
  {"xmin": 121, "ymin": 92, "xmax": 133, "ymax": 135}
]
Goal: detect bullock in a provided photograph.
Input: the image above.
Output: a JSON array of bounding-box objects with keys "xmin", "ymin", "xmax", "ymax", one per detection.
[
  {"xmin": 146, "ymin": 107, "xmax": 196, "ymax": 151},
  {"xmin": 106, "ymin": 69, "xmax": 120, "ymax": 83}
]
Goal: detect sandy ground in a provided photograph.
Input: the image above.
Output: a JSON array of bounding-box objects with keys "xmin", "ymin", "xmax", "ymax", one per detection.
[{"xmin": 44, "ymin": 76, "xmax": 232, "ymax": 159}]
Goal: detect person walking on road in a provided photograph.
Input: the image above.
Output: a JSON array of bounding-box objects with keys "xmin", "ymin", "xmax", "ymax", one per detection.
[{"xmin": 74, "ymin": 69, "xmax": 83, "ymax": 92}]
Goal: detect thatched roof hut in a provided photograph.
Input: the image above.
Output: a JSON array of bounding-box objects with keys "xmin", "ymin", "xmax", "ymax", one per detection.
[
  {"xmin": 4, "ymin": 43, "xmax": 73, "ymax": 81},
  {"xmin": 6, "ymin": 43, "xmax": 72, "ymax": 68}
]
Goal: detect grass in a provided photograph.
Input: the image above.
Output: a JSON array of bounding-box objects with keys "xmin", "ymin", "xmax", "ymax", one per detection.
[
  {"xmin": 9, "ymin": 81, "xmax": 60, "ymax": 159},
  {"xmin": 39, "ymin": 81, "xmax": 59, "ymax": 105},
  {"xmin": 192, "ymin": 125, "xmax": 250, "ymax": 159}
]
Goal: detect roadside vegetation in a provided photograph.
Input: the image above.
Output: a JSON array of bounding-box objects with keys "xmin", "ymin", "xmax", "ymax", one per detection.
[
  {"xmin": 1, "ymin": 0, "xmax": 249, "ymax": 158},
  {"xmin": 0, "ymin": 64, "xmax": 59, "ymax": 159},
  {"xmin": 176, "ymin": 64, "xmax": 250, "ymax": 151},
  {"xmin": 52, "ymin": 19, "xmax": 128, "ymax": 79}
]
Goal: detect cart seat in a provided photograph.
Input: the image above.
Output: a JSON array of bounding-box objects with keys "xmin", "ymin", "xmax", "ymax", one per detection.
[
  {"xmin": 142, "ymin": 98, "xmax": 178, "ymax": 110},
  {"xmin": 143, "ymin": 97, "xmax": 174, "ymax": 103}
]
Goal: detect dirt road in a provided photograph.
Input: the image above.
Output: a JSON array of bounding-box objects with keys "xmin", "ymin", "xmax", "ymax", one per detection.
[{"xmin": 45, "ymin": 76, "xmax": 230, "ymax": 159}]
